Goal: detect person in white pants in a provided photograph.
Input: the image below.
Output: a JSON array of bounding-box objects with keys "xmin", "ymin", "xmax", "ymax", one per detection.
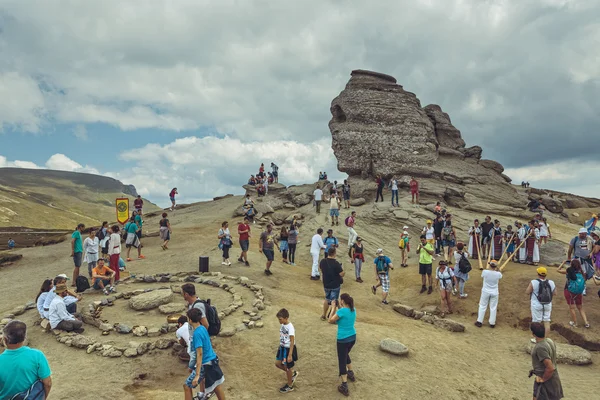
[
  {"xmin": 475, "ymin": 260, "xmax": 503, "ymax": 328},
  {"xmin": 346, "ymin": 211, "xmax": 357, "ymax": 248},
  {"xmin": 310, "ymin": 228, "xmax": 326, "ymax": 280},
  {"xmin": 525, "ymin": 267, "xmax": 556, "ymax": 337}
]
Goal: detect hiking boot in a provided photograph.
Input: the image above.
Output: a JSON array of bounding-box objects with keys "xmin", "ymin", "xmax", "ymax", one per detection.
[
  {"xmin": 292, "ymin": 370, "xmax": 299, "ymax": 383},
  {"xmin": 489, "ymin": 324, "xmax": 495, "ymax": 328},
  {"xmin": 338, "ymin": 382, "xmax": 350, "ymax": 397},
  {"xmin": 279, "ymin": 384, "xmax": 294, "ymax": 393},
  {"xmin": 371, "ymin": 286, "xmax": 376, "ymax": 295},
  {"xmin": 356, "ymin": 277, "xmax": 363, "ymax": 283},
  {"xmin": 245, "ymin": 261, "xmax": 250, "ymax": 267},
  {"xmin": 427, "ymin": 286, "xmax": 433, "ymax": 295},
  {"xmin": 419, "ymin": 285, "xmax": 427, "ymax": 294},
  {"xmin": 347, "ymin": 370, "xmax": 356, "ymax": 382},
  {"xmin": 474, "ymin": 321, "xmax": 483, "ymax": 328},
  {"xmin": 265, "ymin": 269, "xmax": 273, "ymax": 276},
  {"xmin": 238, "ymin": 257, "xmax": 244, "ymax": 263},
  {"xmin": 382, "ymin": 300, "xmax": 389, "ymax": 305}
]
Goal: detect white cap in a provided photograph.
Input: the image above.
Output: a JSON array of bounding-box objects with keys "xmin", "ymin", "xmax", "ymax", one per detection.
[
  {"xmin": 403, "ymin": 226, "xmax": 409, "ymax": 229},
  {"xmin": 376, "ymin": 248, "xmax": 384, "ymax": 255},
  {"xmin": 57, "ymin": 273, "xmax": 69, "ymax": 280},
  {"xmin": 579, "ymin": 228, "xmax": 588, "ymax": 234}
]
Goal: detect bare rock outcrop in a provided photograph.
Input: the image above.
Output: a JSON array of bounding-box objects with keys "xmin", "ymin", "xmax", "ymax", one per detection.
[{"xmin": 423, "ymin": 104, "xmax": 465, "ymax": 150}]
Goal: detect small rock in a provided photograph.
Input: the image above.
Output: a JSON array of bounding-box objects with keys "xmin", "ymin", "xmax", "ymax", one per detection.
[
  {"xmin": 155, "ymin": 338, "xmax": 174, "ymax": 349},
  {"xmin": 124, "ymin": 348, "xmax": 139, "ymax": 358},
  {"xmin": 255, "ymin": 321, "xmax": 264, "ymax": 328},
  {"xmin": 87, "ymin": 343, "xmax": 102, "ymax": 354},
  {"xmin": 158, "ymin": 303, "xmax": 186, "ymax": 315},
  {"xmin": 102, "ymin": 348, "xmax": 123, "ymax": 358},
  {"xmin": 432, "ymin": 317, "xmax": 465, "ymax": 333},
  {"xmin": 40, "ymin": 319, "xmax": 50, "ymax": 331},
  {"xmin": 70, "ymin": 335, "xmax": 94, "ymax": 349},
  {"xmin": 380, "ymin": 338, "xmax": 409, "ymax": 356},
  {"xmin": 421, "ymin": 305, "xmax": 441, "ymax": 315},
  {"xmin": 137, "ymin": 342, "xmax": 152, "ymax": 355},
  {"xmin": 238, "ymin": 277, "xmax": 249, "ymax": 284},
  {"xmin": 393, "ymin": 304, "xmax": 415, "ymax": 318},
  {"xmin": 10, "ymin": 306, "xmax": 25, "ymax": 316},
  {"xmin": 2, "ymin": 314, "xmax": 14, "ymax": 320},
  {"xmin": 144, "ymin": 275, "xmax": 157, "ymax": 283},
  {"xmin": 249, "ymin": 312, "xmax": 257, "ymax": 317},
  {"xmin": 133, "ymin": 326, "xmax": 148, "ymax": 337},
  {"xmin": 413, "ymin": 311, "xmax": 424, "ymax": 320},
  {"xmin": 118, "ymin": 324, "xmax": 132, "ymax": 334},
  {"xmin": 147, "ymin": 327, "xmax": 161, "ymax": 337},
  {"xmin": 218, "ymin": 327, "xmax": 237, "ymax": 337},
  {"xmin": 25, "ymin": 301, "xmax": 36, "ymax": 310},
  {"xmin": 243, "ymin": 310, "xmax": 252, "ymax": 315},
  {"xmin": 250, "ymin": 315, "xmax": 262, "ymax": 321},
  {"xmin": 349, "ymin": 198, "xmax": 366, "ymax": 206},
  {"xmin": 99, "ymin": 323, "xmax": 113, "ymax": 332},
  {"xmin": 129, "ymin": 289, "xmax": 173, "ymax": 311},
  {"xmin": 168, "ymin": 323, "xmax": 178, "ymax": 333},
  {"xmin": 247, "ymin": 321, "xmax": 255, "ymax": 329},
  {"xmin": 236, "ymin": 324, "xmax": 247, "ymax": 332}
]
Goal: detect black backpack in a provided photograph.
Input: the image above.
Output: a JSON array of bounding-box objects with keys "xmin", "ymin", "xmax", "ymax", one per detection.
[
  {"xmin": 458, "ymin": 253, "xmax": 472, "ymax": 274},
  {"xmin": 76, "ymin": 276, "xmax": 90, "ymax": 293},
  {"xmin": 193, "ymin": 299, "xmax": 221, "ymax": 336},
  {"xmin": 97, "ymin": 228, "xmax": 106, "ymax": 241},
  {"xmin": 536, "ymin": 279, "xmax": 553, "ymax": 305}
]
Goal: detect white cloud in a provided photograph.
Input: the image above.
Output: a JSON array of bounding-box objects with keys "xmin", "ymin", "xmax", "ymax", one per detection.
[
  {"xmin": 72, "ymin": 124, "xmax": 88, "ymax": 141},
  {"xmin": 0, "ymin": 72, "xmax": 46, "ymax": 133},
  {"xmin": 45, "ymin": 153, "xmax": 100, "ymax": 175},
  {"xmin": 0, "ymin": 156, "xmax": 41, "ymax": 169}
]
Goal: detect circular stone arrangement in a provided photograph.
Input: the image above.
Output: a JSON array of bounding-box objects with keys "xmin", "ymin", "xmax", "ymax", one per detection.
[{"xmin": 0, "ymin": 271, "xmax": 268, "ymax": 359}]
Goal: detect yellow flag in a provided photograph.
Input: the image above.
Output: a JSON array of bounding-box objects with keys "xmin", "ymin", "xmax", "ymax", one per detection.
[{"xmin": 116, "ymin": 198, "xmax": 130, "ymax": 224}]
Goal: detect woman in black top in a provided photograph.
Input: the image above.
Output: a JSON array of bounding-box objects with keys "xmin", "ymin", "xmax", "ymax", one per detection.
[
  {"xmin": 350, "ymin": 237, "xmax": 364, "ymax": 283},
  {"xmin": 279, "ymin": 226, "xmax": 289, "ymax": 264},
  {"xmin": 159, "ymin": 212, "xmax": 171, "ymax": 250}
]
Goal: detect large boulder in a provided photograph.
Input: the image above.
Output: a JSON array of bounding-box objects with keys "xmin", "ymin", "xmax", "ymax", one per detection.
[
  {"xmin": 523, "ymin": 342, "xmax": 592, "ymax": 365},
  {"xmin": 129, "ymin": 289, "xmax": 173, "ymax": 311},
  {"xmin": 479, "ymin": 159, "xmax": 505, "ymax": 174},
  {"xmin": 539, "ymin": 240, "xmax": 567, "ymax": 267},
  {"xmin": 424, "ymin": 104, "xmax": 465, "ymax": 150},
  {"xmin": 379, "ymin": 339, "xmax": 409, "ymax": 356},
  {"xmin": 393, "ymin": 304, "xmax": 415, "ymax": 318},
  {"xmin": 540, "ymin": 195, "xmax": 564, "ymax": 214}
]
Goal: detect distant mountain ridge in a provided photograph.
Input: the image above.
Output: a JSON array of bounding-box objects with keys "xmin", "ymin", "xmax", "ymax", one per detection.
[{"xmin": 0, "ymin": 167, "xmax": 158, "ymax": 229}]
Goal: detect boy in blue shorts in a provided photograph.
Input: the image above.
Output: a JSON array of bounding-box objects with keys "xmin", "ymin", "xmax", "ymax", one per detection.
[{"xmin": 275, "ymin": 308, "xmax": 298, "ymax": 393}]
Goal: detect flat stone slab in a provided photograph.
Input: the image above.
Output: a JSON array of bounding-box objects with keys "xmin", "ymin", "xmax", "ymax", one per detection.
[
  {"xmin": 158, "ymin": 303, "xmax": 186, "ymax": 315},
  {"xmin": 524, "ymin": 342, "xmax": 592, "ymax": 366},
  {"xmin": 129, "ymin": 289, "xmax": 173, "ymax": 311},
  {"xmin": 393, "ymin": 304, "xmax": 415, "ymax": 318},
  {"xmin": 380, "ymin": 338, "xmax": 409, "ymax": 356}
]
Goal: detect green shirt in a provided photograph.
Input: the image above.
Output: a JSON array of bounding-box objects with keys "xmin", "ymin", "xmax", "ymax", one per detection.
[
  {"xmin": 126, "ymin": 222, "xmax": 138, "ymax": 234},
  {"xmin": 135, "ymin": 214, "xmax": 143, "ymax": 229},
  {"xmin": 71, "ymin": 230, "xmax": 83, "ymax": 253},
  {"xmin": 0, "ymin": 346, "xmax": 51, "ymax": 399},
  {"xmin": 419, "ymin": 243, "xmax": 434, "ymax": 264}
]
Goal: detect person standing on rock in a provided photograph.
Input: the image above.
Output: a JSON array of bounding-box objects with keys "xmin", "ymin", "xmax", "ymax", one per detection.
[
  {"xmin": 480, "ymin": 216, "xmax": 494, "ymax": 260},
  {"xmin": 288, "ymin": 224, "xmax": 298, "ymax": 266},
  {"xmin": 375, "ymin": 175, "xmax": 384, "ymax": 203},
  {"xmin": 323, "ymin": 229, "xmax": 339, "ymax": 255},
  {"xmin": 389, "ymin": 176, "xmax": 399, "ymax": 207},
  {"xmin": 108, "ymin": 225, "xmax": 122, "ymax": 281},
  {"xmin": 0, "ymin": 320, "xmax": 52, "ymax": 400},
  {"xmin": 433, "ymin": 214, "xmax": 445, "ymax": 256},
  {"xmin": 320, "ymin": 247, "xmax": 345, "ymax": 320},
  {"xmin": 134, "ymin": 195, "xmax": 143, "ymax": 215},
  {"xmin": 539, "ymin": 217, "xmax": 551, "ymax": 245},
  {"xmin": 468, "ymin": 219, "xmax": 482, "ymax": 260},
  {"xmin": 237, "ymin": 217, "xmax": 251, "ymax": 266},
  {"xmin": 346, "ymin": 211, "xmax": 358, "ymax": 250},
  {"xmin": 310, "ymin": 228, "xmax": 326, "ymax": 280},
  {"xmin": 70, "ymin": 223, "xmax": 85, "ymax": 286},
  {"xmin": 350, "ymin": 237, "xmax": 365, "ymax": 282},
  {"xmin": 83, "ymin": 228, "xmax": 99, "ymax": 278},
  {"xmin": 417, "ymin": 235, "xmax": 435, "ymax": 294},
  {"xmin": 342, "ymin": 180, "xmax": 351, "ymax": 209},
  {"xmin": 435, "ymin": 260, "xmax": 457, "ymax": 315},
  {"xmin": 218, "ymin": 221, "xmax": 233, "ymax": 266},
  {"xmin": 328, "ymin": 293, "xmax": 357, "ymax": 397},
  {"xmin": 526, "ymin": 267, "xmax": 556, "ymax": 338},
  {"xmin": 328, "ymin": 193, "xmax": 341, "ymax": 226},
  {"xmin": 313, "ymin": 185, "xmax": 323, "ymax": 214},
  {"xmin": 529, "ymin": 322, "xmax": 564, "ymax": 400},
  {"xmin": 371, "ymin": 249, "xmax": 393, "ymax": 304},
  {"xmin": 453, "ymin": 242, "xmax": 471, "ymax": 298},
  {"xmin": 475, "ymin": 260, "xmax": 502, "ymax": 328},
  {"xmin": 259, "ymin": 224, "xmax": 279, "ymax": 276},
  {"xmin": 399, "ymin": 226, "xmax": 409, "ymax": 267},
  {"xmin": 409, "ymin": 177, "xmax": 419, "ymax": 205},
  {"xmin": 169, "ymin": 187, "xmax": 178, "ymax": 211},
  {"xmin": 271, "ymin": 162, "xmax": 279, "ymax": 183},
  {"xmin": 159, "ymin": 212, "xmax": 172, "ymax": 250}
]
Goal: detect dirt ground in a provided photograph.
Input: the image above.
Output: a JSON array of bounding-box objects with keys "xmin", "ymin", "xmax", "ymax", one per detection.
[{"xmin": 1, "ymin": 195, "xmax": 599, "ymax": 400}]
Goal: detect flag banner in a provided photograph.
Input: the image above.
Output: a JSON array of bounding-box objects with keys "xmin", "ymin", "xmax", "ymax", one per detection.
[
  {"xmin": 584, "ymin": 214, "xmax": 598, "ymax": 234},
  {"xmin": 116, "ymin": 198, "xmax": 130, "ymax": 224}
]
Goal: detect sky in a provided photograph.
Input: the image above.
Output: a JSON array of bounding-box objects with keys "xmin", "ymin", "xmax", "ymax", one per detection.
[{"xmin": 0, "ymin": 0, "xmax": 599, "ymax": 207}]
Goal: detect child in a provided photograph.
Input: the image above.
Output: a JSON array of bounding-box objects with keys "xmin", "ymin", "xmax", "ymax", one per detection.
[
  {"xmin": 399, "ymin": 226, "xmax": 410, "ymax": 267},
  {"xmin": 434, "ymin": 202, "xmax": 442, "ymax": 216},
  {"xmin": 504, "ymin": 225, "xmax": 516, "ymax": 261},
  {"xmin": 275, "ymin": 309, "xmax": 298, "ymax": 393}
]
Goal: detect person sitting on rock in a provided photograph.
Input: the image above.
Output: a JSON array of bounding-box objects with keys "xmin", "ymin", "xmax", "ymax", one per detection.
[
  {"xmin": 527, "ymin": 198, "xmax": 545, "ymax": 215},
  {"xmin": 7, "ymin": 238, "xmax": 15, "ymax": 249},
  {"xmin": 42, "ymin": 274, "xmax": 80, "ymax": 319},
  {"xmin": 318, "ymin": 171, "xmax": 324, "ymax": 180},
  {"xmin": 176, "ymin": 315, "xmax": 191, "ymax": 363},
  {"xmin": 268, "ymin": 172, "xmax": 274, "ymax": 184},
  {"xmin": 257, "ymin": 182, "xmax": 266, "ymax": 197},
  {"xmin": 91, "ymin": 258, "xmax": 116, "ymax": 295},
  {"xmin": 48, "ymin": 284, "xmax": 84, "ymax": 333},
  {"xmin": 248, "ymin": 175, "xmax": 257, "ymax": 185},
  {"xmin": 323, "ymin": 172, "xmax": 328, "ymax": 180}
]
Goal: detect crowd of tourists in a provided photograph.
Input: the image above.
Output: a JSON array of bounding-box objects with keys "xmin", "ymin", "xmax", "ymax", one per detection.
[{"xmin": 246, "ymin": 162, "xmax": 279, "ymax": 197}]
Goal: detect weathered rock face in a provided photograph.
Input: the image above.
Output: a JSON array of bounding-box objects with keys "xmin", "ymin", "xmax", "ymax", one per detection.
[{"xmin": 424, "ymin": 104, "xmax": 465, "ymax": 150}]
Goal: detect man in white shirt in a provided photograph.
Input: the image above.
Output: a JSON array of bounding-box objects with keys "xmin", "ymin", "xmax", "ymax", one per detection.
[
  {"xmin": 49, "ymin": 284, "xmax": 83, "ymax": 332},
  {"xmin": 313, "ymin": 186, "xmax": 324, "ymax": 214},
  {"xmin": 176, "ymin": 315, "xmax": 191, "ymax": 361},
  {"xmin": 310, "ymin": 228, "xmax": 326, "ymax": 280},
  {"xmin": 475, "ymin": 260, "xmax": 503, "ymax": 328},
  {"xmin": 526, "ymin": 267, "xmax": 556, "ymax": 335},
  {"xmin": 42, "ymin": 274, "xmax": 80, "ymax": 319}
]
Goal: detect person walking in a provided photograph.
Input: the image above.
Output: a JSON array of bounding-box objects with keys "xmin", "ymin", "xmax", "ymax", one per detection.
[
  {"xmin": 125, "ymin": 216, "xmax": 144, "ymax": 261},
  {"xmin": 275, "ymin": 308, "xmax": 299, "ymax": 393},
  {"xmin": 453, "ymin": 242, "xmax": 471, "ymax": 298},
  {"xmin": 169, "ymin": 187, "xmax": 178, "ymax": 211},
  {"xmin": 556, "ymin": 260, "xmax": 589, "ymax": 328},
  {"xmin": 329, "ymin": 193, "xmax": 341, "ymax": 226},
  {"xmin": 313, "ymin": 186, "xmax": 324, "ymax": 214},
  {"xmin": 218, "ymin": 221, "xmax": 233, "ymax": 266},
  {"xmin": 371, "ymin": 249, "xmax": 393, "ymax": 304},
  {"xmin": 417, "ymin": 235, "xmax": 435, "ymax": 294},
  {"xmin": 475, "ymin": 260, "xmax": 503, "ymax": 328},
  {"xmin": 134, "ymin": 210, "xmax": 144, "ymax": 239},
  {"xmin": 0, "ymin": 321, "xmax": 52, "ymax": 399},
  {"xmin": 328, "ymin": 293, "xmax": 357, "ymax": 397},
  {"xmin": 134, "ymin": 195, "xmax": 143, "ymax": 214},
  {"xmin": 567, "ymin": 228, "xmax": 595, "ymax": 290},
  {"xmin": 319, "ymin": 248, "xmax": 344, "ymax": 320},
  {"xmin": 83, "ymin": 227, "xmax": 99, "ymax": 278},
  {"xmin": 399, "ymin": 226, "xmax": 409, "ymax": 267},
  {"xmin": 279, "ymin": 226, "xmax": 290, "ymax": 264},
  {"xmin": 389, "ymin": 176, "xmax": 399, "ymax": 207},
  {"xmin": 375, "ymin": 175, "xmax": 384, "ymax": 203},
  {"xmin": 108, "ymin": 225, "xmax": 122, "ymax": 282},
  {"xmin": 310, "ymin": 228, "xmax": 326, "ymax": 280},
  {"xmin": 350, "ymin": 237, "xmax": 364, "ymax": 282},
  {"xmin": 159, "ymin": 212, "xmax": 172, "ymax": 250},
  {"xmin": 529, "ymin": 322, "xmax": 564, "ymax": 400},
  {"xmin": 323, "ymin": 229, "xmax": 339, "ymax": 255},
  {"xmin": 435, "ymin": 260, "xmax": 457, "ymax": 315},
  {"xmin": 98, "ymin": 221, "xmax": 110, "ymax": 258},
  {"xmin": 342, "ymin": 180, "xmax": 351, "ymax": 209},
  {"xmin": 288, "ymin": 224, "xmax": 298, "ymax": 266},
  {"xmin": 526, "ymin": 267, "xmax": 556, "ymax": 337},
  {"xmin": 237, "ymin": 217, "xmax": 251, "ymax": 266},
  {"xmin": 346, "ymin": 211, "xmax": 358, "ymax": 249},
  {"xmin": 433, "ymin": 214, "xmax": 445, "ymax": 256},
  {"xmin": 70, "ymin": 223, "xmax": 85, "ymax": 286},
  {"xmin": 259, "ymin": 224, "xmax": 279, "ymax": 276}
]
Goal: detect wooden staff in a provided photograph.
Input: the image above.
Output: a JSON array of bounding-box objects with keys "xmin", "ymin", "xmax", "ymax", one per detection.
[
  {"xmin": 486, "ymin": 233, "xmax": 493, "ymax": 265},
  {"xmin": 500, "ymin": 231, "xmax": 532, "ymax": 272},
  {"xmin": 497, "ymin": 232, "xmax": 516, "ymax": 264},
  {"xmin": 474, "ymin": 232, "xmax": 483, "ymax": 270}
]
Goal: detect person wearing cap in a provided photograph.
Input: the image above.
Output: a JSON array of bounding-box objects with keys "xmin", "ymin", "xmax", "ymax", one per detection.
[
  {"xmin": 567, "ymin": 228, "xmax": 595, "ymax": 285},
  {"xmin": 475, "ymin": 260, "xmax": 503, "ymax": 328},
  {"xmin": 417, "ymin": 235, "xmax": 435, "ymax": 294},
  {"xmin": 259, "ymin": 223, "xmax": 279, "ymax": 276},
  {"xmin": 371, "ymin": 249, "xmax": 393, "ymax": 304},
  {"xmin": 319, "ymin": 247, "xmax": 345, "ymax": 320},
  {"xmin": 71, "ymin": 223, "xmax": 85, "ymax": 286},
  {"xmin": 526, "ymin": 267, "xmax": 556, "ymax": 337},
  {"xmin": 422, "ymin": 220, "xmax": 435, "ymax": 247},
  {"xmin": 328, "ymin": 192, "xmax": 341, "ymax": 226},
  {"xmin": 435, "ymin": 260, "xmax": 457, "ymax": 314},
  {"xmin": 48, "ymin": 284, "xmax": 83, "ymax": 332},
  {"xmin": 42, "ymin": 274, "xmax": 80, "ymax": 318},
  {"xmin": 310, "ymin": 228, "xmax": 326, "ymax": 280},
  {"xmin": 398, "ymin": 226, "xmax": 410, "ymax": 267},
  {"xmin": 350, "ymin": 237, "xmax": 365, "ymax": 282},
  {"xmin": 324, "ymin": 229, "xmax": 339, "ymax": 254}
]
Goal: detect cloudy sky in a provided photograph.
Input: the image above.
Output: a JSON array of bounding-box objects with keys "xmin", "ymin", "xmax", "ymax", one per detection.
[{"xmin": 1, "ymin": 0, "xmax": 598, "ymax": 206}]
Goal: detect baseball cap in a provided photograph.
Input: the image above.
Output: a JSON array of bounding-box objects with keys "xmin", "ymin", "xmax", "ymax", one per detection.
[
  {"xmin": 536, "ymin": 267, "xmax": 547, "ymax": 276},
  {"xmin": 376, "ymin": 248, "xmax": 384, "ymax": 255},
  {"xmin": 579, "ymin": 228, "xmax": 588, "ymax": 234},
  {"xmin": 426, "ymin": 219, "xmax": 432, "ymax": 224},
  {"xmin": 403, "ymin": 226, "xmax": 409, "ymax": 230},
  {"xmin": 56, "ymin": 273, "xmax": 70, "ymax": 280}
]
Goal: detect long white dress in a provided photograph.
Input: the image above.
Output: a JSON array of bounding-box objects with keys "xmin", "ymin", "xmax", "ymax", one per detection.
[
  {"xmin": 532, "ymin": 228, "xmax": 541, "ymax": 263},
  {"xmin": 518, "ymin": 227, "xmax": 527, "ymax": 262},
  {"xmin": 468, "ymin": 226, "xmax": 481, "ymax": 257}
]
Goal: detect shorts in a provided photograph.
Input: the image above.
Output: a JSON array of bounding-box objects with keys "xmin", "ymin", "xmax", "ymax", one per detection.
[
  {"xmin": 276, "ymin": 345, "xmax": 298, "ymax": 369},
  {"xmin": 324, "ymin": 287, "xmax": 341, "ymax": 304},
  {"xmin": 443, "ymin": 239, "xmax": 456, "ymax": 248},
  {"xmin": 93, "ymin": 278, "xmax": 111, "ymax": 290},
  {"xmin": 343, "ymin": 192, "xmax": 350, "ymax": 200},
  {"xmin": 378, "ymin": 274, "xmax": 390, "ymax": 293},
  {"xmin": 136, "ymin": 230, "xmax": 142, "ymax": 239},
  {"xmin": 330, "ymin": 209, "xmax": 340, "ymax": 217},
  {"xmin": 419, "ymin": 263, "xmax": 432, "ymax": 275},
  {"xmin": 185, "ymin": 365, "xmax": 204, "ymax": 388},
  {"xmin": 426, "ymin": 239, "xmax": 435, "ymax": 246},
  {"xmin": 239, "ymin": 240, "xmax": 249, "ymax": 252},
  {"xmin": 263, "ymin": 249, "xmax": 274, "ymax": 262},
  {"xmin": 411, "ymin": 189, "xmax": 418, "ymax": 194},
  {"xmin": 564, "ymin": 289, "xmax": 582, "ymax": 305},
  {"xmin": 170, "ymin": 196, "xmax": 175, "ymax": 202},
  {"xmin": 531, "ymin": 304, "xmax": 552, "ymax": 323},
  {"xmin": 73, "ymin": 252, "xmax": 83, "ymax": 268},
  {"xmin": 273, "ymin": 171, "xmax": 278, "ymax": 177}
]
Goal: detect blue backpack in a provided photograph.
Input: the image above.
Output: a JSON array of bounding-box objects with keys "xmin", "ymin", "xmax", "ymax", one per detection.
[
  {"xmin": 567, "ymin": 273, "xmax": 585, "ymax": 295},
  {"xmin": 376, "ymin": 256, "xmax": 389, "ymax": 274}
]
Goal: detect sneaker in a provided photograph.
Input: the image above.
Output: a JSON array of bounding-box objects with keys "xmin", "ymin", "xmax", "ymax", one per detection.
[
  {"xmin": 474, "ymin": 321, "xmax": 483, "ymax": 328},
  {"xmin": 569, "ymin": 321, "xmax": 578, "ymax": 328},
  {"xmin": 103, "ymin": 289, "xmax": 109, "ymax": 295},
  {"xmin": 138, "ymin": 255, "xmax": 146, "ymax": 259},
  {"xmin": 347, "ymin": 370, "xmax": 356, "ymax": 382},
  {"xmin": 419, "ymin": 286, "xmax": 427, "ymax": 294},
  {"xmin": 371, "ymin": 286, "xmax": 376, "ymax": 295},
  {"xmin": 382, "ymin": 300, "xmax": 389, "ymax": 305},
  {"xmin": 221, "ymin": 262, "xmax": 227, "ymax": 266},
  {"xmin": 245, "ymin": 261, "xmax": 250, "ymax": 267},
  {"xmin": 109, "ymin": 285, "xmax": 116, "ymax": 293},
  {"xmin": 356, "ymin": 277, "xmax": 363, "ymax": 283},
  {"xmin": 292, "ymin": 370, "xmax": 299, "ymax": 383},
  {"xmin": 490, "ymin": 324, "xmax": 495, "ymax": 328},
  {"xmin": 427, "ymin": 286, "xmax": 433, "ymax": 295},
  {"xmin": 126, "ymin": 258, "xmax": 132, "ymax": 262},
  {"xmin": 238, "ymin": 257, "xmax": 244, "ymax": 263},
  {"xmin": 452, "ymin": 289, "xmax": 457, "ymax": 296},
  {"xmin": 279, "ymin": 384, "xmax": 294, "ymax": 393},
  {"xmin": 338, "ymin": 382, "xmax": 349, "ymax": 397},
  {"xmin": 460, "ymin": 293, "xmax": 468, "ymax": 299},
  {"xmin": 310, "ymin": 276, "xmax": 320, "ymax": 280}
]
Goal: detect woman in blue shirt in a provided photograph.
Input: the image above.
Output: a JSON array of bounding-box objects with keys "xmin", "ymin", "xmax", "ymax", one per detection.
[{"xmin": 328, "ymin": 293, "xmax": 356, "ymax": 397}]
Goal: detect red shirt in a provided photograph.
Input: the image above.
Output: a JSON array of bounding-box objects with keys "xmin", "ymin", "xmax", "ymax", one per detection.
[
  {"xmin": 410, "ymin": 180, "xmax": 419, "ymax": 191},
  {"xmin": 238, "ymin": 223, "xmax": 251, "ymax": 241},
  {"xmin": 134, "ymin": 199, "xmax": 143, "ymax": 208},
  {"xmin": 170, "ymin": 189, "xmax": 176, "ymax": 197}
]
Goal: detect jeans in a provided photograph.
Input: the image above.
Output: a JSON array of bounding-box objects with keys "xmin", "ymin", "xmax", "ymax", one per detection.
[
  {"xmin": 458, "ymin": 279, "xmax": 466, "ymax": 295},
  {"xmin": 337, "ymin": 339, "xmax": 355, "ymax": 376},
  {"xmin": 222, "ymin": 245, "xmax": 230, "ymax": 259},
  {"xmin": 316, "ymin": 200, "xmax": 322, "ymax": 213},
  {"xmin": 435, "ymin": 237, "xmax": 443, "ymax": 255},
  {"xmin": 376, "ymin": 188, "xmax": 383, "ymax": 202},
  {"xmin": 391, "ymin": 190, "xmax": 398, "ymax": 205},
  {"xmin": 354, "ymin": 258, "xmax": 362, "ymax": 278},
  {"xmin": 288, "ymin": 243, "xmax": 297, "ymax": 263}
]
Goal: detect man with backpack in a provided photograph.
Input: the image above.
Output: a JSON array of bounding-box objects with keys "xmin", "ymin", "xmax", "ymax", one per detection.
[
  {"xmin": 181, "ymin": 283, "xmax": 221, "ymax": 337},
  {"xmin": 323, "ymin": 229, "xmax": 339, "ymax": 254},
  {"xmin": 567, "ymin": 228, "xmax": 596, "ymax": 291},
  {"xmin": 526, "ymin": 267, "xmax": 556, "ymax": 339},
  {"xmin": 371, "ymin": 249, "xmax": 394, "ymax": 304}
]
